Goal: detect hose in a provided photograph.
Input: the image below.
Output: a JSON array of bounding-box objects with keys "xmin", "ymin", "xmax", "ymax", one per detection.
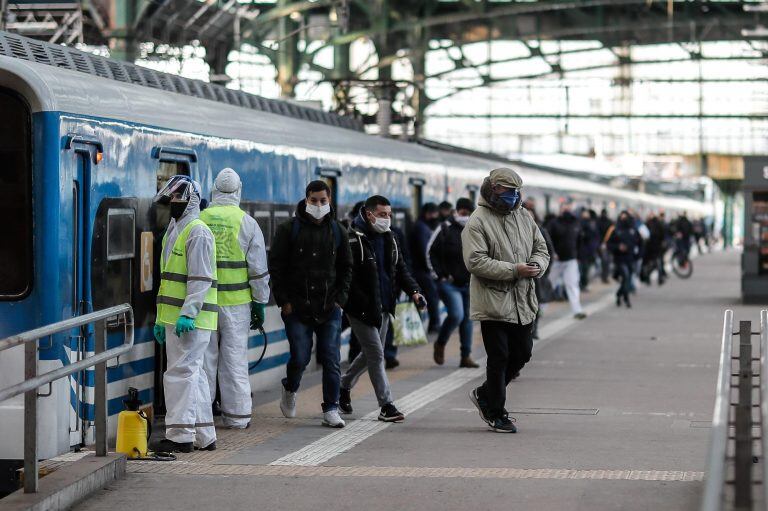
[{"xmin": 248, "ymin": 326, "xmax": 268, "ymax": 371}]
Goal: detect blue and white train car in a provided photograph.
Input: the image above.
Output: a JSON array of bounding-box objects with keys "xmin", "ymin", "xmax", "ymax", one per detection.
[{"xmin": 0, "ymin": 31, "xmax": 711, "ymax": 480}]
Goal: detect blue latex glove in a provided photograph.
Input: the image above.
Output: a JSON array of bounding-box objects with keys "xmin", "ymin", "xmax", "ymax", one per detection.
[
  {"xmin": 251, "ymin": 302, "xmax": 266, "ymax": 330},
  {"xmin": 153, "ymin": 324, "xmax": 166, "ymax": 344},
  {"xmin": 174, "ymin": 316, "xmax": 196, "ymax": 337}
]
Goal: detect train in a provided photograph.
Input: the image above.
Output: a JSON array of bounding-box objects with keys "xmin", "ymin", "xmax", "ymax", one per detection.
[{"xmin": 0, "ymin": 31, "xmax": 712, "ymax": 481}]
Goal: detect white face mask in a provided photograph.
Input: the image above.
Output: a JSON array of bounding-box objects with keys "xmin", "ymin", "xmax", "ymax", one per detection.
[
  {"xmin": 370, "ymin": 216, "xmax": 391, "ymax": 233},
  {"xmin": 306, "ymin": 203, "xmax": 330, "ymax": 220},
  {"xmin": 455, "ymin": 215, "xmax": 470, "ymax": 226}
]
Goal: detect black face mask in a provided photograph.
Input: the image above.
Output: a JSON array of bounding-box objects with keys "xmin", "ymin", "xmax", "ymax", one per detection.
[
  {"xmin": 170, "ymin": 201, "xmax": 188, "ymax": 221},
  {"xmin": 426, "ymin": 218, "xmax": 440, "ymax": 229}
]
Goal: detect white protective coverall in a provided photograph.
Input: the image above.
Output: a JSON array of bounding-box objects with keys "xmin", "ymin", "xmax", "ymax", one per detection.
[
  {"xmin": 203, "ymin": 168, "xmax": 270, "ymax": 428},
  {"xmin": 162, "ymin": 188, "xmax": 217, "ymax": 448}
]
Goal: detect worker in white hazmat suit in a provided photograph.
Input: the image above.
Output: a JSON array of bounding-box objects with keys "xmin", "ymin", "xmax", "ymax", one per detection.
[
  {"xmin": 152, "ymin": 175, "xmax": 218, "ymax": 452},
  {"xmin": 201, "ymin": 168, "xmax": 270, "ymax": 428}
]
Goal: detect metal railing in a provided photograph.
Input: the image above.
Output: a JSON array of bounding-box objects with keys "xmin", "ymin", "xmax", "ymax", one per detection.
[
  {"xmin": 0, "ymin": 304, "xmax": 134, "ymax": 493},
  {"xmin": 702, "ymin": 310, "xmax": 735, "ymax": 511},
  {"xmin": 702, "ymin": 309, "xmax": 768, "ymax": 511}
]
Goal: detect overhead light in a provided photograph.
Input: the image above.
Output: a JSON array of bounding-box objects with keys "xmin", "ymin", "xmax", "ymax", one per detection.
[
  {"xmin": 745, "ymin": 4, "xmax": 768, "ymax": 12},
  {"xmin": 742, "ymin": 26, "xmax": 768, "ymax": 37}
]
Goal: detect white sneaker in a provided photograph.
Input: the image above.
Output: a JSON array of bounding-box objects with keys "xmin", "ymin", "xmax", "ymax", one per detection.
[
  {"xmin": 280, "ymin": 387, "xmax": 296, "ymax": 418},
  {"xmin": 322, "ymin": 409, "xmax": 345, "ymax": 428}
]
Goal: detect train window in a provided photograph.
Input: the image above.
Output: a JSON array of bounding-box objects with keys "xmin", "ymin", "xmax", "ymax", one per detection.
[
  {"xmin": 0, "ymin": 89, "xmax": 32, "ymax": 299},
  {"xmin": 272, "ymin": 210, "xmax": 290, "ymax": 242},
  {"xmin": 107, "ymin": 209, "xmax": 136, "ymax": 261},
  {"xmin": 393, "ymin": 211, "xmax": 406, "ymax": 231},
  {"xmin": 157, "ymin": 161, "xmax": 189, "ymax": 192},
  {"xmin": 466, "ymin": 185, "xmax": 478, "ymax": 206},
  {"xmin": 317, "ymin": 168, "xmax": 341, "ymax": 217},
  {"xmin": 410, "ymin": 178, "xmax": 425, "ymax": 220},
  {"xmin": 252, "ymin": 210, "xmax": 272, "ymax": 250}
]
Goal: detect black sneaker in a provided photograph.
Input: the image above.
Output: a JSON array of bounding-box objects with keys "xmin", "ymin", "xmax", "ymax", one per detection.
[
  {"xmin": 385, "ymin": 358, "xmax": 400, "ymax": 370},
  {"xmin": 378, "ymin": 403, "xmax": 405, "ymax": 423},
  {"xmin": 154, "ymin": 439, "xmax": 193, "ymax": 453},
  {"xmin": 212, "ymin": 400, "xmax": 222, "ymax": 417},
  {"xmin": 196, "ymin": 441, "xmax": 217, "ymax": 451},
  {"xmin": 489, "ymin": 414, "xmax": 517, "ymax": 433},
  {"xmin": 339, "ymin": 388, "xmax": 353, "ymax": 414},
  {"xmin": 469, "ymin": 387, "xmax": 492, "ymax": 425}
]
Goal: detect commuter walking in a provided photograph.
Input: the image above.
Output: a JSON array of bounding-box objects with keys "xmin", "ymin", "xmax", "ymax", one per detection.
[
  {"xmin": 340, "ymin": 195, "xmax": 425, "ymax": 422},
  {"xmin": 597, "ymin": 209, "xmax": 614, "ymax": 283},
  {"xmin": 270, "ymin": 181, "xmax": 353, "ymax": 428},
  {"xmin": 200, "ymin": 168, "xmax": 270, "ymax": 429},
  {"xmin": 641, "ymin": 213, "xmax": 667, "ymax": 285},
  {"xmin": 410, "ymin": 202, "xmax": 441, "ymax": 333},
  {"xmin": 464, "ymin": 168, "xmax": 550, "ymax": 433},
  {"xmin": 428, "ymin": 198, "xmax": 478, "ymax": 368},
  {"xmin": 577, "ymin": 208, "xmax": 600, "ymax": 292},
  {"xmin": 438, "ymin": 200, "xmax": 454, "ymax": 223},
  {"xmin": 152, "ymin": 176, "xmax": 218, "ymax": 452},
  {"xmin": 383, "ymin": 223, "xmax": 412, "ymax": 369},
  {"xmin": 523, "ymin": 197, "xmax": 555, "ymax": 341},
  {"xmin": 547, "ymin": 202, "xmax": 587, "ymax": 319},
  {"xmin": 608, "ymin": 211, "xmax": 642, "ymax": 308}
]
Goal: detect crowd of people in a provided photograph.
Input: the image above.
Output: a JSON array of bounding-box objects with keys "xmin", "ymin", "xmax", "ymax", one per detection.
[{"xmin": 149, "ymin": 167, "xmax": 711, "ymax": 452}]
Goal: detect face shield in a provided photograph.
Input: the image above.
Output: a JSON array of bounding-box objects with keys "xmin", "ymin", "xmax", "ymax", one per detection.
[{"xmin": 154, "ymin": 175, "xmax": 200, "ymax": 205}]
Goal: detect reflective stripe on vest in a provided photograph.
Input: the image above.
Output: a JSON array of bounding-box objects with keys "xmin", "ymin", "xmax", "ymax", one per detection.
[
  {"xmin": 200, "ymin": 205, "xmax": 252, "ymax": 306},
  {"xmin": 156, "ymin": 219, "xmax": 219, "ymax": 330}
]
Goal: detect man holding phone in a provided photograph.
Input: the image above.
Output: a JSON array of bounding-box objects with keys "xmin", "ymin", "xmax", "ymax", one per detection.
[
  {"xmin": 340, "ymin": 195, "xmax": 425, "ymax": 423},
  {"xmin": 462, "ymin": 168, "xmax": 550, "ymax": 433}
]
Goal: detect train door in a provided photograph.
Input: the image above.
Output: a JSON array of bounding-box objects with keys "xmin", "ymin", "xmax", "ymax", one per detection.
[
  {"xmin": 65, "ymin": 135, "xmax": 103, "ymax": 447},
  {"xmin": 410, "ymin": 177, "xmax": 425, "ymax": 221},
  {"xmin": 317, "ymin": 168, "xmax": 341, "ymax": 219}
]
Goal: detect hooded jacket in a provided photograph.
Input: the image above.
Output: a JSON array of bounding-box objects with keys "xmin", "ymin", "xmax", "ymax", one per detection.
[
  {"xmin": 345, "ymin": 214, "xmax": 420, "ymax": 327},
  {"xmin": 269, "ymin": 200, "xmax": 353, "ymax": 325},
  {"xmin": 461, "ymin": 168, "xmax": 550, "ymax": 325},
  {"xmin": 205, "ymin": 170, "xmax": 270, "ymax": 304},
  {"xmin": 160, "ymin": 188, "xmax": 217, "ymax": 320}
]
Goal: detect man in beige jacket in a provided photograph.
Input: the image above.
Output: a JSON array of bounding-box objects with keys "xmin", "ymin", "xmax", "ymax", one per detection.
[{"xmin": 463, "ymin": 167, "xmax": 550, "ymax": 433}]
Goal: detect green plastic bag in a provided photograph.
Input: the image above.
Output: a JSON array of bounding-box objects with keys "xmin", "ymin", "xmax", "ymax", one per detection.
[{"xmin": 393, "ymin": 301, "xmax": 428, "ymax": 347}]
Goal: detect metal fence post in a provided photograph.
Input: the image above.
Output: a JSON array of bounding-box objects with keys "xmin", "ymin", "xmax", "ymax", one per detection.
[
  {"xmin": 23, "ymin": 339, "xmax": 38, "ymax": 493},
  {"xmin": 735, "ymin": 320, "xmax": 753, "ymax": 510},
  {"xmin": 94, "ymin": 319, "xmax": 107, "ymax": 457}
]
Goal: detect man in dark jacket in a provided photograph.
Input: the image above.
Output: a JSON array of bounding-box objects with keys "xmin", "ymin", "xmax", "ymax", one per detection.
[
  {"xmin": 270, "ymin": 180, "xmax": 353, "ymax": 428},
  {"xmin": 642, "ymin": 213, "xmax": 667, "ymax": 285},
  {"xmin": 577, "ymin": 209, "xmax": 600, "ymax": 292},
  {"xmin": 597, "ymin": 209, "xmax": 614, "ymax": 283},
  {"xmin": 608, "ymin": 211, "xmax": 643, "ymax": 308},
  {"xmin": 429, "ymin": 198, "xmax": 477, "ymax": 368},
  {"xmin": 410, "ymin": 202, "xmax": 441, "ymax": 333},
  {"xmin": 546, "ymin": 202, "xmax": 586, "ymax": 319},
  {"xmin": 340, "ymin": 195, "xmax": 425, "ymax": 423}
]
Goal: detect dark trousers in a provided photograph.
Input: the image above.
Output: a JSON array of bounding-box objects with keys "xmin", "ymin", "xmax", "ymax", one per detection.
[
  {"xmin": 282, "ymin": 308, "xmax": 342, "ymax": 412},
  {"xmin": 615, "ymin": 262, "xmax": 634, "ymax": 299},
  {"xmin": 478, "ymin": 320, "xmax": 534, "ymax": 419},
  {"xmin": 413, "ymin": 269, "xmax": 441, "ymax": 331}
]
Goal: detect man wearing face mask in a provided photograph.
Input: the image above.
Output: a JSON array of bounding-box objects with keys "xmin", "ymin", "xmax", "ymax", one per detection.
[
  {"xmin": 546, "ymin": 202, "xmax": 587, "ymax": 320},
  {"xmin": 200, "ymin": 168, "xmax": 269, "ymax": 429},
  {"xmin": 410, "ymin": 202, "xmax": 442, "ymax": 333},
  {"xmin": 152, "ymin": 175, "xmax": 218, "ymax": 452},
  {"xmin": 463, "ymin": 168, "xmax": 550, "ymax": 433},
  {"xmin": 270, "ymin": 180, "xmax": 353, "ymax": 428},
  {"xmin": 427, "ymin": 198, "xmax": 478, "ymax": 368},
  {"xmin": 340, "ymin": 195, "xmax": 425, "ymax": 422}
]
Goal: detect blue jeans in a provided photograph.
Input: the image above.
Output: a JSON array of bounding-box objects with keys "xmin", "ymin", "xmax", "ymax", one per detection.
[
  {"xmin": 281, "ymin": 308, "xmax": 342, "ymax": 412},
  {"xmin": 436, "ymin": 281, "xmax": 473, "ymax": 358}
]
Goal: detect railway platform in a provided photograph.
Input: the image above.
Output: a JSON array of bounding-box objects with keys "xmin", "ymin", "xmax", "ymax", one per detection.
[{"xmin": 75, "ymin": 250, "xmax": 759, "ymax": 511}]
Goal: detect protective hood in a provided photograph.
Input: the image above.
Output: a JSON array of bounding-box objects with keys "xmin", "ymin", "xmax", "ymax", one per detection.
[
  {"xmin": 211, "ymin": 168, "xmax": 242, "ymax": 206},
  {"xmin": 479, "ymin": 167, "xmax": 524, "ymax": 215}
]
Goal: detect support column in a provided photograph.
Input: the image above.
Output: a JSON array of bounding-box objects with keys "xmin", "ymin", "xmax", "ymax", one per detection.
[
  {"xmin": 276, "ymin": 0, "xmax": 299, "ymax": 98},
  {"xmin": 109, "ymin": 0, "xmax": 137, "ymax": 62}
]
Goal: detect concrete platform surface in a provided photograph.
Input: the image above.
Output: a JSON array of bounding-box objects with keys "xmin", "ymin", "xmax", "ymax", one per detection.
[{"xmin": 74, "ymin": 251, "xmax": 763, "ymax": 511}]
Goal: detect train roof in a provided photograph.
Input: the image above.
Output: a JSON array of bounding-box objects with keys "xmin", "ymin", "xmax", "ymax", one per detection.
[{"xmin": 0, "ymin": 32, "xmax": 711, "ymax": 215}]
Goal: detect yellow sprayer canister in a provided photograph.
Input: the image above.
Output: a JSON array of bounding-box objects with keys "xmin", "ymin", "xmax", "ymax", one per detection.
[{"xmin": 116, "ymin": 387, "xmax": 149, "ymax": 459}]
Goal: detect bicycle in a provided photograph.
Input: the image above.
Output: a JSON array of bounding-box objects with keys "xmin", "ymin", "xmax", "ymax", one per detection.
[{"xmin": 670, "ymin": 237, "xmax": 693, "ymax": 279}]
